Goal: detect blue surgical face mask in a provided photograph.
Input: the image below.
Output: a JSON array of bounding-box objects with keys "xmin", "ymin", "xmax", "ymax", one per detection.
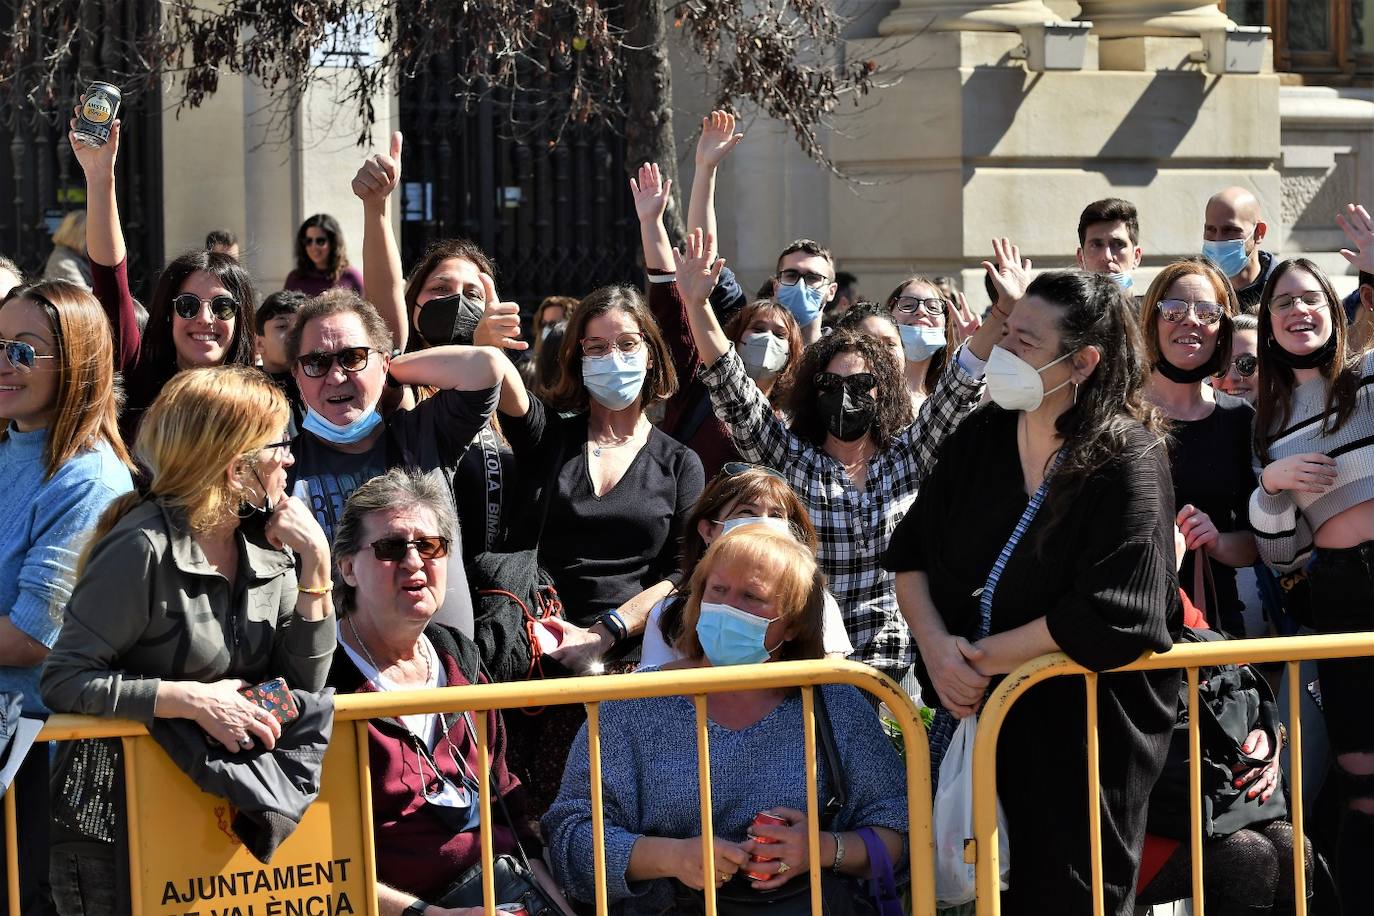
[
  {"xmin": 1202, "ymin": 235, "xmax": 1252, "ymax": 278},
  {"xmin": 696, "ymin": 602, "xmax": 782, "ymax": 667},
  {"xmin": 302, "ymin": 406, "xmax": 383, "ymax": 445},
  {"xmin": 776, "ymin": 280, "xmax": 825, "ymax": 327},
  {"xmin": 717, "ymin": 516, "xmax": 793, "ymax": 538},
  {"xmin": 898, "ymin": 324, "xmax": 946, "ymax": 363},
  {"xmin": 1109, "ymin": 272, "xmax": 1134, "ymax": 291},
  {"xmin": 581, "ymin": 348, "xmax": 648, "ymax": 411}
]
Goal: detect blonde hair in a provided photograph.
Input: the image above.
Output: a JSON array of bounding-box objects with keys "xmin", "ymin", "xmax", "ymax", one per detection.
[
  {"xmin": 673, "ymin": 527, "xmax": 826, "ymax": 662},
  {"xmin": 51, "ymin": 210, "xmax": 87, "ymax": 252},
  {"xmin": 87, "ymin": 366, "xmax": 288, "ymax": 547}
]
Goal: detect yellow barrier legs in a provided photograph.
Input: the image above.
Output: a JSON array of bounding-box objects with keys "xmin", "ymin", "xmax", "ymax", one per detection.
[
  {"xmin": 1085, "ymin": 673, "xmax": 1105, "ymax": 916},
  {"xmin": 587, "ymin": 702, "xmax": 610, "ymax": 916},
  {"xmin": 475, "ymin": 713, "xmax": 495, "ymax": 915},
  {"xmin": 1186, "ymin": 667, "xmax": 1205, "ymax": 914},
  {"xmin": 4, "ymin": 774, "xmax": 18, "ymax": 916},
  {"xmin": 1288, "ymin": 661, "xmax": 1308, "ymax": 916},
  {"xmin": 801, "ymin": 688, "xmax": 823, "ymax": 913},
  {"xmin": 696, "ymin": 696, "xmax": 717, "ymax": 916}
]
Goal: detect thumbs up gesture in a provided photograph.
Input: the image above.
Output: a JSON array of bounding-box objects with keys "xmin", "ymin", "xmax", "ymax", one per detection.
[{"xmin": 352, "ymin": 130, "xmax": 403, "ymax": 207}]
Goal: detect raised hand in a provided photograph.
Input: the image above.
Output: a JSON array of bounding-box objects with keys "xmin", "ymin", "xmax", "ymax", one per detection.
[
  {"xmin": 673, "ymin": 228, "xmax": 724, "ymax": 307},
  {"xmin": 69, "ymin": 99, "xmax": 120, "ymax": 180},
  {"xmin": 981, "ymin": 237, "xmax": 1033, "ymax": 312},
  {"xmin": 1337, "ymin": 204, "xmax": 1374, "ymax": 274},
  {"xmin": 352, "ymin": 131, "xmax": 403, "ymax": 207},
  {"xmin": 473, "ymin": 271, "xmax": 527, "ymax": 351},
  {"xmin": 696, "ymin": 110, "xmax": 743, "ymax": 169},
  {"xmin": 629, "ymin": 161, "xmax": 672, "ymax": 225},
  {"xmin": 947, "ymin": 289, "xmax": 981, "ymax": 344}
]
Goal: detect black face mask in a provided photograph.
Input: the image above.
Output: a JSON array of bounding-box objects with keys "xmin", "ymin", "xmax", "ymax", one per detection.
[
  {"xmin": 1154, "ymin": 352, "xmax": 1222, "ymax": 384},
  {"xmin": 817, "ymin": 387, "xmax": 877, "ymax": 442},
  {"xmin": 416, "ymin": 293, "xmax": 484, "ymax": 347},
  {"xmin": 1268, "ymin": 332, "xmax": 1337, "ymax": 370}
]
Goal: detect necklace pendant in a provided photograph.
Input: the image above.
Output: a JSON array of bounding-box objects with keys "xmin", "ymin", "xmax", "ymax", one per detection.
[{"xmin": 593, "ymin": 446, "xmax": 602, "ymax": 457}]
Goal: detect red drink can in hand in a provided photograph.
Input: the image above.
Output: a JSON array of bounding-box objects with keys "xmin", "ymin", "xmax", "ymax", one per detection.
[
  {"xmin": 496, "ymin": 905, "xmax": 529, "ymax": 916},
  {"xmin": 746, "ymin": 811, "xmax": 790, "ymax": 880}
]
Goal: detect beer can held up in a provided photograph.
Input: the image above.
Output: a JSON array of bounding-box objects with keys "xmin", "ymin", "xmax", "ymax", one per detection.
[{"xmin": 74, "ymin": 82, "xmax": 122, "ymax": 148}]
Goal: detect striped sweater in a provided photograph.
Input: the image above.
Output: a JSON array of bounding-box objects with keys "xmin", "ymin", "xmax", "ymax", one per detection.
[{"xmin": 1250, "ymin": 349, "xmax": 1374, "ymax": 571}]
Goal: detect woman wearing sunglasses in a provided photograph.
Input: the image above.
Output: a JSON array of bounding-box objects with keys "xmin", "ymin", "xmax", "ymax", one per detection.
[
  {"xmin": 42, "ymin": 365, "xmax": 334, "ymax": 916},
  {"xmin": 1139, "ymin": 259, "xmax": 1258, "ymax": 636},
  {"xmin": 674, "ymin": 229, "xmax": 1020, "ymax": 686},
  {"xmin": 639, "ymin": 463, "xmax": 853, "ymax": 669},
  {"xmin": 1215, "ymin": 313, "xmax": 1260, "ymax": 405},
  {"xmin": 284, "ymin": 214, "xmax": 364, "ymax": 297},
  {"xmin": 327, "ymin": 469, "xmax": 571, "ymax": 916},
  {"xmin": 71, "ymin": 107, "xmax": 259, "ymax": 444},
  {"xmin": 1250, "ymin": 206, "xmax": 1374, "ymax": 911},
  {"xmin": 0, "ymin": 280, "xmax": 134, "ymax": 912}
]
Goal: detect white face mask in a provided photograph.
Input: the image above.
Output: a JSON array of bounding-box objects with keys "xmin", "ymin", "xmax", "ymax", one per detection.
[
  {"xmin": 985, "ymin": 345, "xmax": 1075, "ymax": 412},
  {"xmin": 739, "ymin": 331, "xmax": 790, "ymax": 380},
  {"xmin": 717, "ymin": 515, "xmax": 793, "ymax": 538},
  {"xmin": 898, "ymin": 324, "xmax": 946, "ymax": 363}
]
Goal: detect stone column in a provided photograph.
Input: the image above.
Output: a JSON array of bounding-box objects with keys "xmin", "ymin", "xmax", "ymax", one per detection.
[
  {"xmin": 1074, "ymin": 0, "xmax": 1236, "ymax": 38},
  {"xmin": 878, "ymin": 0, "xmax": 1066, "ymax": 34}
]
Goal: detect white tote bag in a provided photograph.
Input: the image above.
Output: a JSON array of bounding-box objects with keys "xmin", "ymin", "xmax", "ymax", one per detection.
[{"xmin": 933, "ymin": 714, "xmax": 1010, "ymax": 907}]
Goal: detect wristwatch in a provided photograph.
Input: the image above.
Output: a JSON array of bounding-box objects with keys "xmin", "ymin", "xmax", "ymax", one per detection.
[
  {"xmin": 402, "ymin": 900, "xmax": 430, "ymax": 915},
  {"xmin": 595, "ymin": 609, "xmax": 628, "ymax": 645}
]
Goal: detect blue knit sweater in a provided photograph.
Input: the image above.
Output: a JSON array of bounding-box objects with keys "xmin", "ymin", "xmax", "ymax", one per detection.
[
  {"xmin": 0, "ymin": 425, "xmax": 132, "ymax": 712},
  {"xmin": 541, "ymin": 680, "xmax": 909, "ymax": 913}
]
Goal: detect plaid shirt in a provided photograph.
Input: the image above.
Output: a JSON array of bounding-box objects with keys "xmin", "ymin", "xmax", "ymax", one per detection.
[{"xmin": 698, "ymin": 347, "xmax": 984, "ymax": 678}]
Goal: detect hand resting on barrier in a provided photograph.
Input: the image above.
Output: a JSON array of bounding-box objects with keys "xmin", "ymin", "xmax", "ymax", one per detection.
[{"xmin": 154, "ymin": 677, "xmax": 282, "ymax": 752}]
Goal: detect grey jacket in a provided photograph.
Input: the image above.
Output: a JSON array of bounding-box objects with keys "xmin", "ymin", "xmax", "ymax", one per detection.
[{"xmin": 41, "ymin": 499, "xmax": 335, "ymax": 721}]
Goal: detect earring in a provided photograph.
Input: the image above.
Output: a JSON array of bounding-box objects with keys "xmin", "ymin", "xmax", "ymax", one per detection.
[{"xmin": 1072, "ymin": 382, "xmax": 1079, "ymax": 406}]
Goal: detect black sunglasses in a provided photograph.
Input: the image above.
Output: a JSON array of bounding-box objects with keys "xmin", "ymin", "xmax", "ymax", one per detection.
[
  {"xmin": 1229, "ymin": 354, "xmax": 1258, "ymax": 378},
  {"xmin": 370, "ymin": 536, "xmax": 451, "ymax": 562},
  {"xmin": 304, "ymin": 237, "xmax": 330, "ymax": 247},
  {"xmin": 296, "ymin": 346, "xmax": 377, "ymax": 378},
  {"xmin": 1, "ymin": 338, "xmax": 58, "ymax": 372},
  {"xmin": 813, "ymin": 371, "xmax": 876, "ymax": 394},
  {"xmin": 720, "ymin": 461, "xmax": 786, "ymax": 482},
  {"xmin": 173, "ymin": 293, "xmax": 239, "ymax": 322}
]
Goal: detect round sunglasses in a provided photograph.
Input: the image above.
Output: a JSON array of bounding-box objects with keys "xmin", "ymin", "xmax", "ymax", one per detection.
[
  {"xmin": 1157, "ymin": 299, "xmax": 1223, "ymax": 326},
  {"xmin": 173, "ymin": 293, "xmax": 239, "ymax": 322},
  {"xmin": 1227, "ymin": 354, "xmax": 1258, "ymax": 378}
]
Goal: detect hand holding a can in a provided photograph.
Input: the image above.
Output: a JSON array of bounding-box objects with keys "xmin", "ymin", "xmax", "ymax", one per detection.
[
  {"xmin": 68, "ymin": 97, "xmax": 121, "ymax": 180},
  {"xmin": 743, "ymin": 807, "xmax": 812, "ymax": 890}
]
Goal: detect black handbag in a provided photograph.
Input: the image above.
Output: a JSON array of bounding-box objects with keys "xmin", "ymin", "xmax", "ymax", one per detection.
[
  {"xmin": 673, "ymin": 688, "xmax": 882, "ymax": 916},
  {"xmin": 433, "ymin": 712, "xmax": 561, "ymax": 915},
  {"xmin": 1147, "ymin": 628, "xmax": 1289, "ymax": 840}
]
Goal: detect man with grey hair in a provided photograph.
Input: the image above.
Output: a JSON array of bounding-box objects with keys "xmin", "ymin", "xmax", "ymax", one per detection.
[{"xmin": 1203, "ymin": 186, "xmax": 1275, "ymax": 313}]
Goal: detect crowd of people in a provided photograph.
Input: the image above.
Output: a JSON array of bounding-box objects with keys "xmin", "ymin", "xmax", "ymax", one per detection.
[{"xmin": 1, "ymin": 102, "xmax": 1373, "ymax": 916}]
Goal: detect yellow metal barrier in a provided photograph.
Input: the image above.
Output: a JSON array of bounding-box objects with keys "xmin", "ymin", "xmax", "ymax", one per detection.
[
  {"xmin": 5, "ymin": 658, "xmax": 932, "ymax": 916},
  {"xmin": 969, "ymin": 632, "xmax": 1374, "ymax": 916}
]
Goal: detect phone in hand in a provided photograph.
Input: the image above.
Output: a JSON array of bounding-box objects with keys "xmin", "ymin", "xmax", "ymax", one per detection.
[{"xmin": 240, "ymin": 676, "xmax": 300, "ymax": 727}]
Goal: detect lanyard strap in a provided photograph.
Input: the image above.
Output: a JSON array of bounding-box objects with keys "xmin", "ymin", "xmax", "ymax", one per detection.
[
  {"xmin": 974, "ymin": 450, "xmax": 1064, "ymax": 641},
  {"xmin": 476, "ymin": 425, "xmax": 503, "ymax": 552}
]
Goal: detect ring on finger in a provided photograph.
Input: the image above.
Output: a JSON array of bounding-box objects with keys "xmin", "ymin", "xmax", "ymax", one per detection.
[{"xmin": 776, "ymin": 861, "xmax": 791, "ymax": 875}]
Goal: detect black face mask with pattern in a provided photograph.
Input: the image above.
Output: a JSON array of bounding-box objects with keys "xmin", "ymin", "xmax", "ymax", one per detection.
[{"xmin": 416, "ymin": 294, "xmax": 484, "ymax": 347}]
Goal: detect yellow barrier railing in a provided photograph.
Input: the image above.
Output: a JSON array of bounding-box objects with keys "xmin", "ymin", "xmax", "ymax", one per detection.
[
  {"xmin": 970, "ymin": 632, "xmax": 1374, "ymax": 916},
  {"xmin": 6, "ymin": 658, "xmax": 932, "ymax": 916}
]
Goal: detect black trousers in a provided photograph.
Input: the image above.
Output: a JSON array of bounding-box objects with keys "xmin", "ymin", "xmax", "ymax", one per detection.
[{"xmin": 0, "ymin": 748, "xmax": 55, "ymax": 916}]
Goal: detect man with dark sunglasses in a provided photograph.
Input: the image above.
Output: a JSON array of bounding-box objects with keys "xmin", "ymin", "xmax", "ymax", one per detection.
[{"xmin": 284, "ymin": 289, "xmax": 520, "ymax": 635}]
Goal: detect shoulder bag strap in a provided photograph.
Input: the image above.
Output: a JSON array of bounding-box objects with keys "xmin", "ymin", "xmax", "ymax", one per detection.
[{"xmin": 812, "ymin": 686, "xmax": 848, "ymax": 829}]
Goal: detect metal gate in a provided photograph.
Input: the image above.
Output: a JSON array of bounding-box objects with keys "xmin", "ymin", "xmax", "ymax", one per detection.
[
  {"xmin": 397, "ymin": 61, "xmax": 640, "ymax": 306},
  {"xmin": 0, "ymin": 0, "xmax": 164, "ymax": 298}
]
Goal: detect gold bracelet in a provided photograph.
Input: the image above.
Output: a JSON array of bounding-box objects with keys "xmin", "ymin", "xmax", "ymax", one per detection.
[{"xmin": 297, "ymin": 583, "xmax": 333, "ymax": 595}]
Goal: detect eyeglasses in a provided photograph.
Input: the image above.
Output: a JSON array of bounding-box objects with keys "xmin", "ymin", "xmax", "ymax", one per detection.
[
  {"xmin": 296, "ymin": 346, "xmax": 378, "ymax": 378},
  {"xmin": 1157, "ymin": 299, "xmax": 1224, "ymax": 326},
  {"xmin": 1227, "ymin": 354, "xmax": 1258, "ymax": 378},
  {"xmin": 260, "ymin": 438, "xmax": 292, "ymax": 457},
  {"xmin": 720, "ymin": 461, "xmax": 787, "ymax": 482},
  {"xmin": 369, "ymin": 536, "xmax": 451, "ymax": 562},
  {"xmin": 893, "ymin": 296, "xmax": 947, "ymax": 317},
  {"xmin": 776, "ymin": 269, "xmax": 833, "ymax": 289},
  {"xmin": 173, "ymin": 293, "xmax": 239, "ymax": 322},
  {"xmin": 304, "ymin": 237, "xmax": 330, "ymax": 247},
  {"xmin": 813, "ymin": 371, "xmax": 876, "ymax": 394},
  {"xmin": 0, "ymin": 339, "xmax": 57, "ymax": 373},
  {"xmin": 1268, "ymin": 291, "xmax": 1328, "ymax": 315},
  {"xmin": 581, "ymin": 333, "xmax": 644, "ymax": 359}
]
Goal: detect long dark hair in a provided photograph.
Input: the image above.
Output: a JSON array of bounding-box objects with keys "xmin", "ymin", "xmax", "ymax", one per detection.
[
  {"xmin": 786, "ymin": 329, "xmax": 912, "ymax": 450},
  {"xmin": 402, "ymin": 237, "xmax": 497, "ymax": 349},
  {"xmin": 1253, "ymin": 258, "xmax": 1359, "ymax": 463},
  {"xmin": 1031, "ymin": 271, "xmax": 1165, "ymax": 541},
  {"xmin": 135, "ymin": 250, "xmax": 258, "ymax": 406},
  {"xmin": 294, "ymin": 213, "xmax": 349, "ymax": 281}
]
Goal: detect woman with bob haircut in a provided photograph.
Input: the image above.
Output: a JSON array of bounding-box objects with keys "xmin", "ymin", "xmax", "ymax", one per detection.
[
  {"xmin": 42, "ymin": 364, "xmax": 335, "ymax": 916},
  {"xmin": 43, "ymin": 210, "xmax": 93, "ymax": 288},
  {"xmin": 1248, "ymin": 206, "xmax": 1374, "ymax": 911},
  {"xmin": 0, "ymin": 279, "xmax": 134, "ymax": 912},
  {"xmin": 639, "ymin": 462, "xmax": 852, "ymax": 668},
  {"xmin": 496, "ymin": 283, "xmax": 704, "ymax": 668},
  {"xmin": 543, "ymin": 526, "xmax": 908, "ymax": 914},
  {"xmin": 71, "ymin": 109, "xmax": 260, "ymax": 443},
  {"xmin": 1139, "ymin": 258, "xmax": 1258, "ymax": 635},
  {"xmin": 284, "ymin": 213, "xmax": 364, "ymax": 296}
]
